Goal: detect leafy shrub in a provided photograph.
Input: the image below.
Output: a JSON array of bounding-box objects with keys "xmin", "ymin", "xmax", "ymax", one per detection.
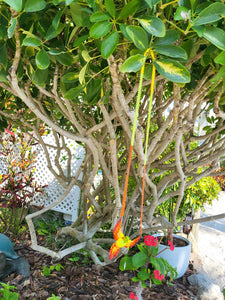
[
  {"xmin": 0, "ymin": 126, "xmax": 45, "ymax": 234},
  {"xmin": 156, "ymin": 176, "xmax": 221, "ymax": 223}
]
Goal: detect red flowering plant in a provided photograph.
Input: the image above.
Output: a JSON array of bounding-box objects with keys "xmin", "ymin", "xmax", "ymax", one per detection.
[
  {"xmin": 119, "ymin": 234, "xmax": 177, "ymax": 290},
  {"xmin": 0, "ymin": 126, "xmax": 45, "ymax": 234}
]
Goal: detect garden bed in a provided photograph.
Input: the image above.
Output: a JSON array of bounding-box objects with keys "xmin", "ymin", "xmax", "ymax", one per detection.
[{"xmin": 0, "ymin": 232, "xmax": 198, "ymax": 299}]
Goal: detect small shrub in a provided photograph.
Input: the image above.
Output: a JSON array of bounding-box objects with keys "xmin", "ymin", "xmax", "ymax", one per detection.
[{"xmin": 0, "ymin": 127, "xmax": 45, "ymax": 235}]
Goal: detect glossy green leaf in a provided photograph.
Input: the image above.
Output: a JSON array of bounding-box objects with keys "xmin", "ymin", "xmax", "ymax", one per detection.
[
  {"xmin": 64, "ymin": 85, "xmax": 84, "ymax": 100},
  {"xmin": 45, "ymin": 23, "xmax": 64, "ymax": 40},
  {"xmin": 105, "ymin": 0, "xmax": 116, "ymax": 18},
  {"xmin": 62, "ymin": 72, "xmax": 79, "ymax": 83},
  {"xmin": 90, "ymin": 12, "xmax": 110, "ymax": 22},
  {"xmin": 52, "ymin": 9, "xmax": 65, "ymax": 29},
  {"xmin": 120, "ymin": 54, "xmax": 145, "ymax": 73},
  {"xmin": 154, "ymin": 59, "xmax": 191, "ymax": 83},
  {"xmin": 119, "ymin": 256, "xmax": 134, "ymax": 271},
  {"xmin": 153, "ymin": 30, "xmax": 180, "ymax": 46},
  {"xmin": 36, "ymin": 49, "xmax": 50, "ymax": 70},
  {"xmin": 192, "ymin": 25, "xmax": 205, "ymax": 37},
  {"xmin": 119, "ymin": 24, "xmax": 132, "ymax": 42},
  {"xmin": 0, "ymin": 44, "xmax": 8, "ymax": 70},
  {"xmin": 32, "ymin": 69, "xmax": 48, "ymax": 86},
  {"xmin": 22, "ymin": 37, "xmax": 42, "ymax": 47},
  {"xmin": 126, "ymin": 26, "xmax": 148, "ymax": 51},
  {"xmin": 132, "ymin": 252, "xmax": 148, "ymax": 269},
  {"xmin": 8, "ymin": 17, "xmax": 17, "ymax": 39},
  {"xmin": 214, "ymin": 51, "xmax": 225, "ymax": 65},
  {"xmin": 203, "ymin": 27, "xmax": 225, "ymax": 51},
  {"xmin": 118, "ymin": 0, "xmax": 139, "ymax": 19},
  {"xmin": 90, "ymin": 21, "xmax": 112, "ymax": 39},
  {"xmin": 193, "ymin": 3, "xmax": 225, "ymax": 26},
  {"xmin": 3, "ymin": 0, "xmax": 22, "ymax": 11},
  {"xmin": 70, "ymin": 3, "xmax": 90, "ymax": 27},
  {"xmin": 101, "ymin": 30, "xmax": 119, "ymax": 59},
  {"xmin": 138, "ymin": 17, "xmax": 165, "ymax": 37},
  {"xmin": 24, "ymin": 0, "xmax": 47, "ymax": 12},
  {"xmin": 54, "ymin": 52, "xmax": 74, "ymax": 66},
  {"xmin": 145, "ymin": 0, "xmax": 161, "ymax": 9},
  {"xmin": 154, "ymin": 45, "xmax": 188, "ymax": 60}
]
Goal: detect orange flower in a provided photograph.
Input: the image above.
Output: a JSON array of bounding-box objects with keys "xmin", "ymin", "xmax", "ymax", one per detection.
[{"xmin": 109, "ymin": 218, "xmax": 141, "ymax": 259}]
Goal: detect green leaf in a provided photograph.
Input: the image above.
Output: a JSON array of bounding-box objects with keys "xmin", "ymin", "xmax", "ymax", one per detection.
[
  {"xmin": 150, "ymin": 257, "xmax": 165, "ymax": 275},
  {"xmin": 132, "ymin": 252, "xmax": 148, "ymax": 269},
  {"xmin": 137, "ymin": 269, "xmax": 150, "ymax": 281},
  {"xmin": 62, "ymin": 72, "xmax": 79, "ymax": 83},
  {"xmin": 54, "ymin": 52, "xmax": 74, "ymax": 66},
  {"xmin": 193, "ymin": 2, "xmax": 225, "ymax": 26},
  {"xmin": 70, "ymin": 3, "xmax": 90, "ymax": 27},
  {"xmin": 24, "ymin": 0, "xmax": 47, "ymax": 12},
  {"xmin": 145, "ymin": 0, "xmax": 161, "ymax": 9},
  {"xmin": 81, "ymin": 50, "xmax": 91, "ymax": 63},
  {"xmin": 154, "ymin": 59, "xmax": 191, "ymax": 83},
  {"xmin": 79, "ymin": 64, "xmax": 87, "ymax": 84},
  {"xmin": 119, "ymin": 24, "xmax": 132, "ymax": 42},
  {"xmin": 174, "ymin": 7, "xmax": 190, "ymax": 21},
  {"xmin": 203, "ymin": 27, "xmax": 225, "ymax": 51},
  {"xmin": 118, "ymin": 0, "xmax": 139, "ymax": 19},
  {"xmin": 3, "ymin": 0, "xmax": 22, "ymax": 11},
  {"xmin": 138, "ymin": 17, "xmax": 165, "ymax": 37},
  {"xmin": 126, "ymin": 25, "xmax": 148, "ymax": 51},
  {"xmin": 8, "ymin": 17, "xmax": 17, "ymax": 39},
  {"xmin": 73, "ymin": 35, "xmax": 89, "ymax": 47},
  {"xmin": 65, "ymin": 0, "xmax": 73, "ymax": 4},
  {"xmin": 214, "ymin": 51, "xmax": 225, "ymax": 65},
  {"xmin": 101, "ymin": 30, "xmax": 119, "ymax": 59},
  {"xmin": 90, "ymin": 21, "xmax": 112, "ymax": 39},
  {"xmin": 22, "ymin": 37, "xmax": 42, "ymax": 47},
  {"xmin": 120, "ymin": 54, "xmax": 145, "ymax": 73},
  {"xmin": 153, "ymin": 30, "xmax": 180, "ymax": 46},
  {"xmin": 36, "ymin": 49, "xmax": 50, "ymax": 70},
  {"xmin": 90, "ymin": 12, "xmax": 110, "ymax": 22},
  {"xmin": 0, "ymin": 69, "xmax": 8, "ymax": 82},
  {"xmin": 45, "ymin": 23, "xmax": 64, "ymax": 40},
  {"xmin": 143, "ymin": 64, "xmax": 152, "ymax": 80},
  {"xmin": 52, "ymin": 8, "xmax": 65, "ymax": 29},
  {"xmin": 32, "ymin": 68, "xmax": 48, "ymax": 86},
  {"xmin": 153, "ymin": 45, "xmax": 188, "ymax": 60},
  {"xmin": 119, "ymin": 256, "xmax": 134, "ymax": 271},
  {"xmin": 105, "ymin": 0, "xmax": 116, "ymax": 18},
  {"xmin": 0, "ymin": 44, "xmax": 8, "ymax": 70}
]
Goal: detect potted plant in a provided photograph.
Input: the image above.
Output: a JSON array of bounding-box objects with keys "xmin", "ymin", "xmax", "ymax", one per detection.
[
  {"xmin": 119, "ymin": 234, "xmax": 178, "ymax": 299},
  {"xmin": 154, "ymin": 232, "xmax": 191, "ymax": 279}
]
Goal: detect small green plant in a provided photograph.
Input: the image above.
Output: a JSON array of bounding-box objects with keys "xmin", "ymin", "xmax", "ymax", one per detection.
[
  {"xmin": 120, "ymin": 235, "xmax": 177, "ymax": 290},
  {"xmin": 42, "ymin": 263, "xmax": 64, "ymax": 276},
  {"xmin": 47, "ymin": 294, "xmax": 61, "ymax": 300},
  {"xmin": 68, "ymin": 250, "xmax": 91, "ymax": 264},
  {"xmin": 0, "ymin": 282, "xmax": 18, "ymax": 300}
]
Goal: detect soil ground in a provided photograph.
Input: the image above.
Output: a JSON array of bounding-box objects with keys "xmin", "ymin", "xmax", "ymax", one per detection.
[{"xmin": 0, "ymin": 233, "xmax": 198, "ymax": 300}]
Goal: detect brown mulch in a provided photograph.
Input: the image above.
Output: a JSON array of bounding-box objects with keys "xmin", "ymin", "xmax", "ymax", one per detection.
[{"xmin": 1, "ymin": 234, "xmax": 198, "ymax": 300}]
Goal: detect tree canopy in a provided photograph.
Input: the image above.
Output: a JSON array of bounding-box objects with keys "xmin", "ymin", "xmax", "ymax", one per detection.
[{"xmin": 1, "ymin": 0, "xmax": 225, "ymax": 264}]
